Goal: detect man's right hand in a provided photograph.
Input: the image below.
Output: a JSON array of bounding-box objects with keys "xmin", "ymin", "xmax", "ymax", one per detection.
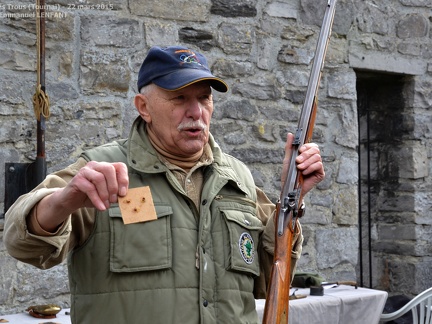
[
  {"xmin": 35, "ymin": 161, "xmax": 129, "ymax": 233},
  {"xmin": 61, "ymin": 161, "xmax": 129, "ymax": 211}
]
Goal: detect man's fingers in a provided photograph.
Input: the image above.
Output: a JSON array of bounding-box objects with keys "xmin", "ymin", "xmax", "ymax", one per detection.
[
  {"xmin": 282, "ymin": 135, "xmax": 325, "ymax": 194},
  {"xmin": 296, "ymin": 144, "xmax": 320, "ymax": 167},
  {"xmin": 79, "ymin": 165, "xmax": 112, "ymax": 210},
  {"xmin": 296, "ymin": 151, "xmax": 323, "ymax": 174},
  {"xmin": 112, "ymin": 162, "xmax": 129, "ymax": 197},
  {"xmin": 292, "ymin": 143, "xmax": 325, "ymax": 195},
  {"xmin": 75, "ymin": 161, "xmax": 129, "ymax": 211}
]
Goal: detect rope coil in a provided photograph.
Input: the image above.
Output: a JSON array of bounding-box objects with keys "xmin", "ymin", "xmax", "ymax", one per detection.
[{"xmin": 33, "ymin": 84, "xmax": 50, "ymax": 121}]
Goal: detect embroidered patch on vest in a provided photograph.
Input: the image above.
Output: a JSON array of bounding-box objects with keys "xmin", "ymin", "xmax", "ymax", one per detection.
[{"xmin": 239, "ymin": 232, "xmax": 254, "ymax": 264}]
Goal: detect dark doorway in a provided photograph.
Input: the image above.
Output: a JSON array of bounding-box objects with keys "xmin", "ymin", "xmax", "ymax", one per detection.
[{"xmin": 356, "ymin": 71, "xmax": 414, "ymax": 288}]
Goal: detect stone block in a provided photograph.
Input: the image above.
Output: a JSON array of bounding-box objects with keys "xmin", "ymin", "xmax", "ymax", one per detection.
[
  {"xmin": 414, "ymin": 193, "xmax": 432, "ymax": 224},
  {"xmin": 231, "ymin": 75, "xmax": 282, "ymax": 100},
  {"xmin": 396, "ymin": 14, "xmax": 429, "ymax": 39},
  {"xmin": 0, "ymin": 252, "xmax": 16, "ymax": 306},
  {"xmin": 336, "ymin": 155, "xmax": 358, "ymax": 185},
  {"xmin": 61, "ymin": 100, "xmax": 121, "ymax": 121},
  {"xmin": 349, "ymin": 46, "xmax": 427, "ymax": 75},
  {"xmin": 81, "ymin": 16, "xmax": 140, "ymax": 48},
  {"xmin": 398, "ymin": 42, "xmax": 422, "ymax": 56},
  {"xmin": 316, "ymin": 165, "xmax": 333, "ymax": 190},
  {"xmin": 331, "ymin": 0, "xmax": 355, "ymax": 36},
  {"xmin": 335, "ymin": 103, "xmax": 359, "ymax": 150},
  {"xmin": 59, "ymin": 52, "xmax": 73, "ymax": 78},
  {"xmin": 399, "ymin": 0, "xmax": 432, "ymax": 7},
  {"xmin": 265, "ymin": 1, "xmax": 298, "ymax": 19},
  {"xmin": 375, "ymin": 240, "xmax": 417, "ymax": 256},
  {"xmin": 214, "ymin": 99, "xmax": 258, "ymax": 122},
  {"xmin": 0, "ymin": 48, "xmax": 35, "ymax": 72},
  {"xmin": 413, "ymin": 114, "xmax": 432, "ymax": 140},
  {"xmin": 48, "ymin": 82, "xmax": 79, "ymax": 101},
  {"xmin": 255, "ymin": 35, "xmax": 280, "ymax": 71},
  {"xmin": 354, "ymin": 2, "xmax": 391, "ymax": 35},
  {"xmin": 211, "ymin": 59, "xmax": 254, "ymax": 78},
  {"xmin": 80, "ymin": 51, "xmax": 130, "ymax": 95},
  {"xmin": 144, "ymin": 21, "xmax": 179, "ymax": 47},
  {"xmin": 130, "ymin": 0, "xmax": 210, "ymax": 21},
  {"xmin": 299, "ymin": 0, "xmax": 328, "ymax": 27},
  {"xmin": 284, "ymin": 89, "xmax": 307, "ymax": 104},
  {"xmin": 378, "ymin": 224, "xmax": 417, "ymax": 241},
  {"xmin": 281, "ymin": 24, "xmax": 314, "ymax": 41},
  {"xmin": 211, "ymin": 0, "xmax": 257, "ymax": 18},
  {"xmin": 179, "ymin": 27, "xmax": 215, "ymax": 51},
  {"xmin": 300, "ymin": 204, "xmax": 332, "ymax": 225},
  {"xmin": 250, "ymin": 169, "xmax": 265, "ymax": 188},
  {"xmin": 257, "ymin": 102, "xmax": 297, "ymax": 124},
  {"xmin": 15, "ymin": 261, "xmax": 69, "ymax": 303},
  {"xmin": 280, "ymin": 68, "xmax": 310, "ymax": 88},
  {"xmin": 211, "ymin": 122, "xmax": 246, "ymax": 146},
  {"xmin": 230, "ymin": 147, "xmax": 283, "ymax": 164},
  {"xmin": 414, "ymin": 79, "xmax": 432, "ymax": 109},
  {"xmin": 333, "ymin": 185, "xmax": 358, "ymax": 225},
  {"xmin": 378, "ymin": 193, "xmax": 415, "ymax": 213},
  {"xmin": 218, "ymin": 23, "xmax": 254, "ymax": 55},
  {"xmin": 45, "ymin": 10, "xmax": 74, "ymax": 42},
  {"xmin": 254, "ymin": 122, "xmax": 278, "ymax": 143},
  {"xmin": 278, "ymin": 45, "xmax": 314, "ymax": 65},
  {"xmin": 327, "ymin": 70, "xmax": 357, "ymax": 100},
  {"xmin": 316, "ymin": 227, "xmax": 358, "ymax": 269},
  {"xmin": 392, "ymin": 141, "xmax": 428, "ymax": 179}
]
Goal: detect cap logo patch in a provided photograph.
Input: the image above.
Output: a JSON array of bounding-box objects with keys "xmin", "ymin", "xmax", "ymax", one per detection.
[
  {"xmin": 175, "ymin": 49, "xmax": 204, "ymax": 68},
  {"xmin": 239, "ymin": 232, "xmax": 254, "ymax": 264}
]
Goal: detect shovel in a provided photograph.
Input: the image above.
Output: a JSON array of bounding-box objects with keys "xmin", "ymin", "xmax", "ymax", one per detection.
[{"xmin": 4, "ymin": 0, "xmax": 49, "ymax": 213}]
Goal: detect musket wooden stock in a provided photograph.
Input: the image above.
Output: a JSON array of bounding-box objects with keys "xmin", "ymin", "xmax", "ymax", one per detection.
[
  {"xmin": 262, "ymin": 202, "xmax": 295, "ymax": 323},
  {"xmin": 262, "ymin": 1, "xmax": 337, "ymax": 323}
]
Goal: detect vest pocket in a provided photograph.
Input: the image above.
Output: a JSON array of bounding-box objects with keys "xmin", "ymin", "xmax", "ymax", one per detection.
[
  {"xmin": 108, "ymin": 204, "xmax": 173, "ymax": 272},
  {"xmin": 222, "ymin": 209, "xmax": 262, "ymax": 276}
]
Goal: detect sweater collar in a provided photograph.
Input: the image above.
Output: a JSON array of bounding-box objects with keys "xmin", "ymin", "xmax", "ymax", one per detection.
[{"xmin": 127, "ymin": 117, "xmax": 228, "ymax": 173}]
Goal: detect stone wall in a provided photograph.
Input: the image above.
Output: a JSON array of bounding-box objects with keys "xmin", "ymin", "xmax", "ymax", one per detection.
[{"xmin": 0, "ymin": 0, "xmax": 431, "ymax": 315}]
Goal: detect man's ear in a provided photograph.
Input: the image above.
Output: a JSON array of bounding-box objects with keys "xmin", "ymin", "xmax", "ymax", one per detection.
[{"xmin": 134, "ymin": 94, "xmax": 151, "ymax": 123}]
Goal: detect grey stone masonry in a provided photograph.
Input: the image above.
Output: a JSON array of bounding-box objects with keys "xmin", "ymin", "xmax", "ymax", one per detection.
[{"xmin": 0, "ymin": 0, "xmax": 431, "ymax": 315}]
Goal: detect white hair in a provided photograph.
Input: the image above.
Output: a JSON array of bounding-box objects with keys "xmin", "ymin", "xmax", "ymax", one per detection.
[{"xmin": 140, "ymin": 83, "xmax": 156, "ymax": 96}]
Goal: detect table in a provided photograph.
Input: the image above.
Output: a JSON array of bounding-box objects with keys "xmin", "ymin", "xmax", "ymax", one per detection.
[
  {"xmin": 0, "ymin": 308, "xmax": 71, "ymax": 324},
  {"xmin": 256, "ymin": 285, "xmax": 388, "ymax": 324},
  {"xmin": 1, "ymin": 285, "xmax": 387, "ymax": 324}
]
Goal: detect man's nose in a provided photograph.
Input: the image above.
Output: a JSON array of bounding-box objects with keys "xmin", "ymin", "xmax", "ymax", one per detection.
[{"xmin": 186, "ymin": 100, "xmax": 203, "ymax": 120}]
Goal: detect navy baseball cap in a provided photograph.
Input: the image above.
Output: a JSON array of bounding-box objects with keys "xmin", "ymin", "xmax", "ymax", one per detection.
[{"xmin": 137, "ymin": 46, "xmax": 228, "ymax": 93}]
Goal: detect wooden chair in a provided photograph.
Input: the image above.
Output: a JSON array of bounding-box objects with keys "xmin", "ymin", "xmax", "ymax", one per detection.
[{"xmin": 380, "ymin": 287, "xmax": 432, "ymax": 323}]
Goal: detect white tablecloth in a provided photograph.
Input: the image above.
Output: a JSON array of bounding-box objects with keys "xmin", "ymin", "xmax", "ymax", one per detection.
[
  {"xmin": 0, "ymin": 308, "xmax": 71, "ymax": 324},
  {"xmin": 1, "ymin": 286, "xmax": 387, "ymax": 324},
  {"xmin": 256, "ymin": 285, "xmax": 388, "ymax": 324}
]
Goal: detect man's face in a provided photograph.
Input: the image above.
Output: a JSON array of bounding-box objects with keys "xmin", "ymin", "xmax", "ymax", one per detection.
[{"xmin": 135, "ymin": 82, "xmax": 214, "ymax": 157}]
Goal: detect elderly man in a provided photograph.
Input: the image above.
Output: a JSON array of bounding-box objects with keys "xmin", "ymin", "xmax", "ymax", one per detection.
[{"xmin": 4, "ymin": 45, "xmax": 324, "ymax": 324}]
